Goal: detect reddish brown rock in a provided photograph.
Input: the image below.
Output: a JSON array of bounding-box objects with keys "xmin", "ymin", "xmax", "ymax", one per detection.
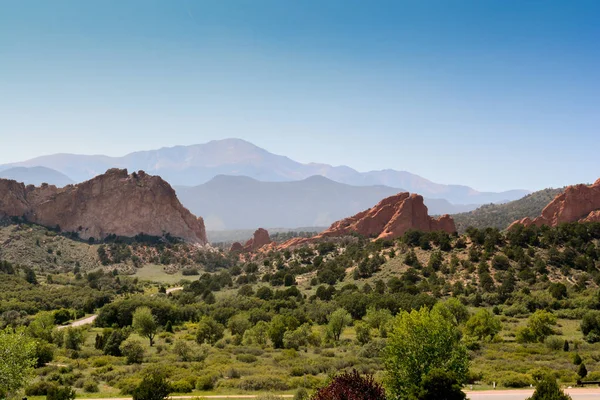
[
  {"xmin": 243, "ymin": 228, "xmax": 272, "ymax": 251},
  {"xmin": 509, "ymin": 178, "xmax": 600, "ymax": 229},
  {"xmin": 581, "ymin": 210, "xmax": 600, "ymax": 223},
  {"xmin": 230, "ymin": 242, "xmax": 244, "ymax": 252},
  {"xmin": 0, "ymin": 169, "xmax": 207, "ymax": 244},
  {"xmin": 279, "ymin": 192, "xmax": 456, "ymax": 248}
]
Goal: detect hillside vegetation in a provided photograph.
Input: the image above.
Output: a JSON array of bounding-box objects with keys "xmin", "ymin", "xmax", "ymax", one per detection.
[
  {"xmin": 2, "ymin": 221, "xmax": 600, "ymax": 398},
  {"xmin": 453, "ymin": 187, "xmax": 564, "ymax": 232}
]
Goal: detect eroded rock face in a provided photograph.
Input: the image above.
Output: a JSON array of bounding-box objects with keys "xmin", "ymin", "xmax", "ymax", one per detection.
[
  {"xmin": 0, "ymin": 169, "xmax": 207, "ymax": 244},
  {"xmin": 279, "ymin": 192, "xmax": 456, "ymax": 248},
  {"xmin": 230, "ymin": 242, "xmax": 244, "ymax": 252},
  {"xmin": 244, "ymin": 228, "xmax": 272, "ymax": 251},
  {"xmin": 509, "ymin": 179, "xmax": 600, "ymax": 229}
]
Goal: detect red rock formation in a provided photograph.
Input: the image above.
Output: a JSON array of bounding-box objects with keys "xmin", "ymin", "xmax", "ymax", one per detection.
[
  {"xmin": 230, "ymin": 242, "xmax": 244, "ymax": 252},
  {"xmin": 243, "ymin": 228, "xmax": 272, "ymax": 251},
  {"xmin": 279, "ymin": 192, "xmax": 455, "ymax": 249},
  {"xmin": 0, "ymin": 169, "xmax": 207, "ymax": 244},
  {"xmin": 509, "ymin": 178, "xmax": 600, "ymax": 229}
]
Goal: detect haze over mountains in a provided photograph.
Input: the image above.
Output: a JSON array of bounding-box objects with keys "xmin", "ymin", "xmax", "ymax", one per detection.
[
  {"xmin": 176, "ymin": 175, "xmax": 478, "ymax": 230},
  {"xmin": 0, "ymin": 139, "xmax": 530, "ymax": 206},
  {"xmin": 0, "ymin": 166, "xmax": 74, "ymax": 187}
]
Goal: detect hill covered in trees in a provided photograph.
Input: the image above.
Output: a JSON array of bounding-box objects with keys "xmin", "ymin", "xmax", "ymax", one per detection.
[
  {"xmin": 2, "ymin": 219, "xmax": 600, "ymax": 398},
  {"xmin": 453, "ymin": 187, "xmax": 565, "ymax": 232}
]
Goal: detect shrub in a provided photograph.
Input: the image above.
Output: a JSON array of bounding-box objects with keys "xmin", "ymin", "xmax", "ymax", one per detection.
[
  {"xmin": 170, "ymin": 380, "xmax": 194, "ymax": 393},
  {"xmin": 236, "ymin": 353, "xmax": 257, "ymax": 363},
  {"xmin": 132, "ymin": 372, "xmax": 171, "ymax": 400},
  {"xmin": 25, "ymin": 381, "xmax": 57, "ymax": 396},
  {"xmin": 237, "ymin": 376, "xmax": 289, "ymax": 391},
  {"xmin": 83, "ymin": 380, "xmax": 99, "ymax": 393},
  {"xmin": 120, "ymin": 338, "xmax": 145, "ymax": 364},
  {"xmin": 500, "ymin": 372, "xmax": 532, "ymax": 388},
  {"xmin": 294, "ymin": 387, "xmax": 309, "ymax": 400},
  {"xmin": 195, "ymin": 375, "xmax": 216, "ymax": 391},
  {"xmin": 545, "ymin": 336, "xmax": 564, "ymax": 351},
  {"xmin": 311, "ymin": 370, "xmax": 385, "ymax": 400},
  {"xmin": 526, "ymin": 376, "xmax": 571, "ymax": 400},
  {"xmin": 46, "ymin": 386, "xmax": 76, "ymax": 400},
  {"xmin": 415, "ymin": 369, "xmax": 466, "ymax": 400}
]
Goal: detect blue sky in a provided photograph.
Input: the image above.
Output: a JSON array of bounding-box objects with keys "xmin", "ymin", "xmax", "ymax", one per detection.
[{"xmin": 0, "ymin": 0, "xmax": 598, "ymax": 191}]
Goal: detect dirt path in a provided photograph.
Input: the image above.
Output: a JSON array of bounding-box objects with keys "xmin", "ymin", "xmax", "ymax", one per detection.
[
  {"xmin": 166, "ymin": 286, "xmax": 183, "ymax": 294},
  {"xmin": 57, "ymin": 314, "xmax": 97, "ymax": 329}
]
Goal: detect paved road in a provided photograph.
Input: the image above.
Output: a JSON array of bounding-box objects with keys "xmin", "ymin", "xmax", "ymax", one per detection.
[
  {"xmin": 57, "ymin": 314, "xmax": 97, "ymax": 330},
  {"xmin": 80, "ymin": 390, "xmax": 600, "ymax": 400},
  {"xmin": 466, "ymin": 388, "xmax": 600, "ymax": 400}
]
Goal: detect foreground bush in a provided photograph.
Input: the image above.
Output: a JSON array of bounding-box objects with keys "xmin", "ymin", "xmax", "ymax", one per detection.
[
  {"xmin": 132, "ymin": 372, "xmax": 171, "ymax": 400},
  {"xmin": 526, "ymin": 376, "xmax": 571, "ymax": 400},
  {"xmin": 310, "ymin": 370, "xmax": 386, "ymax": 400}
]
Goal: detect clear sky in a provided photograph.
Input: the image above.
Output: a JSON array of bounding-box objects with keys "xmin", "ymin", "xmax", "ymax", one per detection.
[{"xmin": 0, "ymin": 0, "xmax": 598, "ymax": 192}]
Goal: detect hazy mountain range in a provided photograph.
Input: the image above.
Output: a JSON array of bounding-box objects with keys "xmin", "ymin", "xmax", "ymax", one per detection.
[
  {"xmin": 0, "ymin": 138, "xmax": 529, "ymax": 205},
  {"xmin": 176, "ymin": 175, "xmax": 479, "ymax": 230},
  {"xmin": 0, "ymin": 166, "xmax": 74, "ymax": 187}
]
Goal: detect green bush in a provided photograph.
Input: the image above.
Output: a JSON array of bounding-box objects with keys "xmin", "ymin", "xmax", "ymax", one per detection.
[
  {"xmin": 237, "ymin": 376, "xmax": 289, "ymax": 391},
  {"xmin": 195, "ymin": 375, "xmax": 216, "ymax": 391},
  {"xmin": 170, "ymin": 379, "xmax": 194, "ymax": 393},
  {"xmin": 25, "ymin": 381, "xmax": 57, "ymax": 396},
  {"xmin": 83, "ymin": 380, "xmax": 99, "ymax": 393},
  {"xmin": 500, "ymin": 372, "xmax": 532, "ymax": 388},
  {"xmin": 236, "ymin": 353, "xmax": 257, "ymax": 363}
]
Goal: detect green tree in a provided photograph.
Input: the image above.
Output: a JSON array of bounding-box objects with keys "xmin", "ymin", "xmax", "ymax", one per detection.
[
  {"xmin": 433, "ymin": 298, "xmax": 470, "ymax": 326},
  {"xmin": 517, "ymin": 310, "xmax": 557, "ymax": 343},
  {"xmin": 196, "ymin": 316, "xmax": 224, "ymax": 345},
  {"xmin": 384, "ymin": 307, "xmax": 469, "ymax": 399},
  {"xmin": 120, "ymin": 338, "xmax": 145, "ymax": 364},
  {"xmin": 132, "ymin": 307, "xmax": 158, "ymax": 347},
  {"xmin": 465, "ymin": 309, "xmax": 502, "ymax": 341},
  {"xmin": 27, "ymin": 311, "xmax": 55, "ymax": 342},
  {"xmin": 525, "ymin": 376, "xmax": 571, "ymax": 400},
  {"xmin": 132, "ymin": 370, "xmax": 171, "ymax": 400},
  {"xmin": 578, "ymin": 363, "xmax": 588, "ymax": 380},
  {"xmin": 327, "ymin": 308, "xmax": 352, "ymax": 342},
  {"xmin": 355, "ymin": 321, "xmax": 371, "ymax": 345},
  {"xmin": 64, "ymin": 327, "xmax": 85, "ymax": 350},
  {"xmin": 267, "ymin": 315, "xmax": 298, "ymax": 349},
  {"xmin": 243, "ymin": 320, "xmax": 269, "ymax": 347},
  {"xmin": 0, "ymin": 328, "xmax": 37, "ymax": 398},
  {"xmin": 364, "ymin": 307, "xmax": 393, "ymax": 336},
  {"xmin": 228, "ymin": 314, "xmax": 252, "ymax": 338}
]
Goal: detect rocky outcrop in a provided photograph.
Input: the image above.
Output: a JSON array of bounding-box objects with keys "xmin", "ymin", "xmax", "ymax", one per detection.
[
  {"xmin": 279, "ymin": 192, "xmax": 456, "ymax": 248},
  {"xmin": 0, "ymin": 169, "xmax": 207, "ymax": 244},
  {"xmin": 230, "ymin": 242, "xmax": 244, "ymax": 252},
  {"xmin": 243, "ymin": 228, "xmax": 272, "ymax": 252},
  {"xmin": 509, "ymin": 178, "xmax": 600, "ymax": 229}
]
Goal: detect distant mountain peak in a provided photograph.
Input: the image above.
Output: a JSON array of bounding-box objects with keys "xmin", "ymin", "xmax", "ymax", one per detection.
[{"xmin": 0, "ymin": 138, "xmax": 530, "ymax": 204}]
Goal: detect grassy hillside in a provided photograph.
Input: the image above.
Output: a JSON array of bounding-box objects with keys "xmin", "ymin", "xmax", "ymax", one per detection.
[{"xmin": 453, "ymin": 187, "xmax": 564, "ymax": 232}]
